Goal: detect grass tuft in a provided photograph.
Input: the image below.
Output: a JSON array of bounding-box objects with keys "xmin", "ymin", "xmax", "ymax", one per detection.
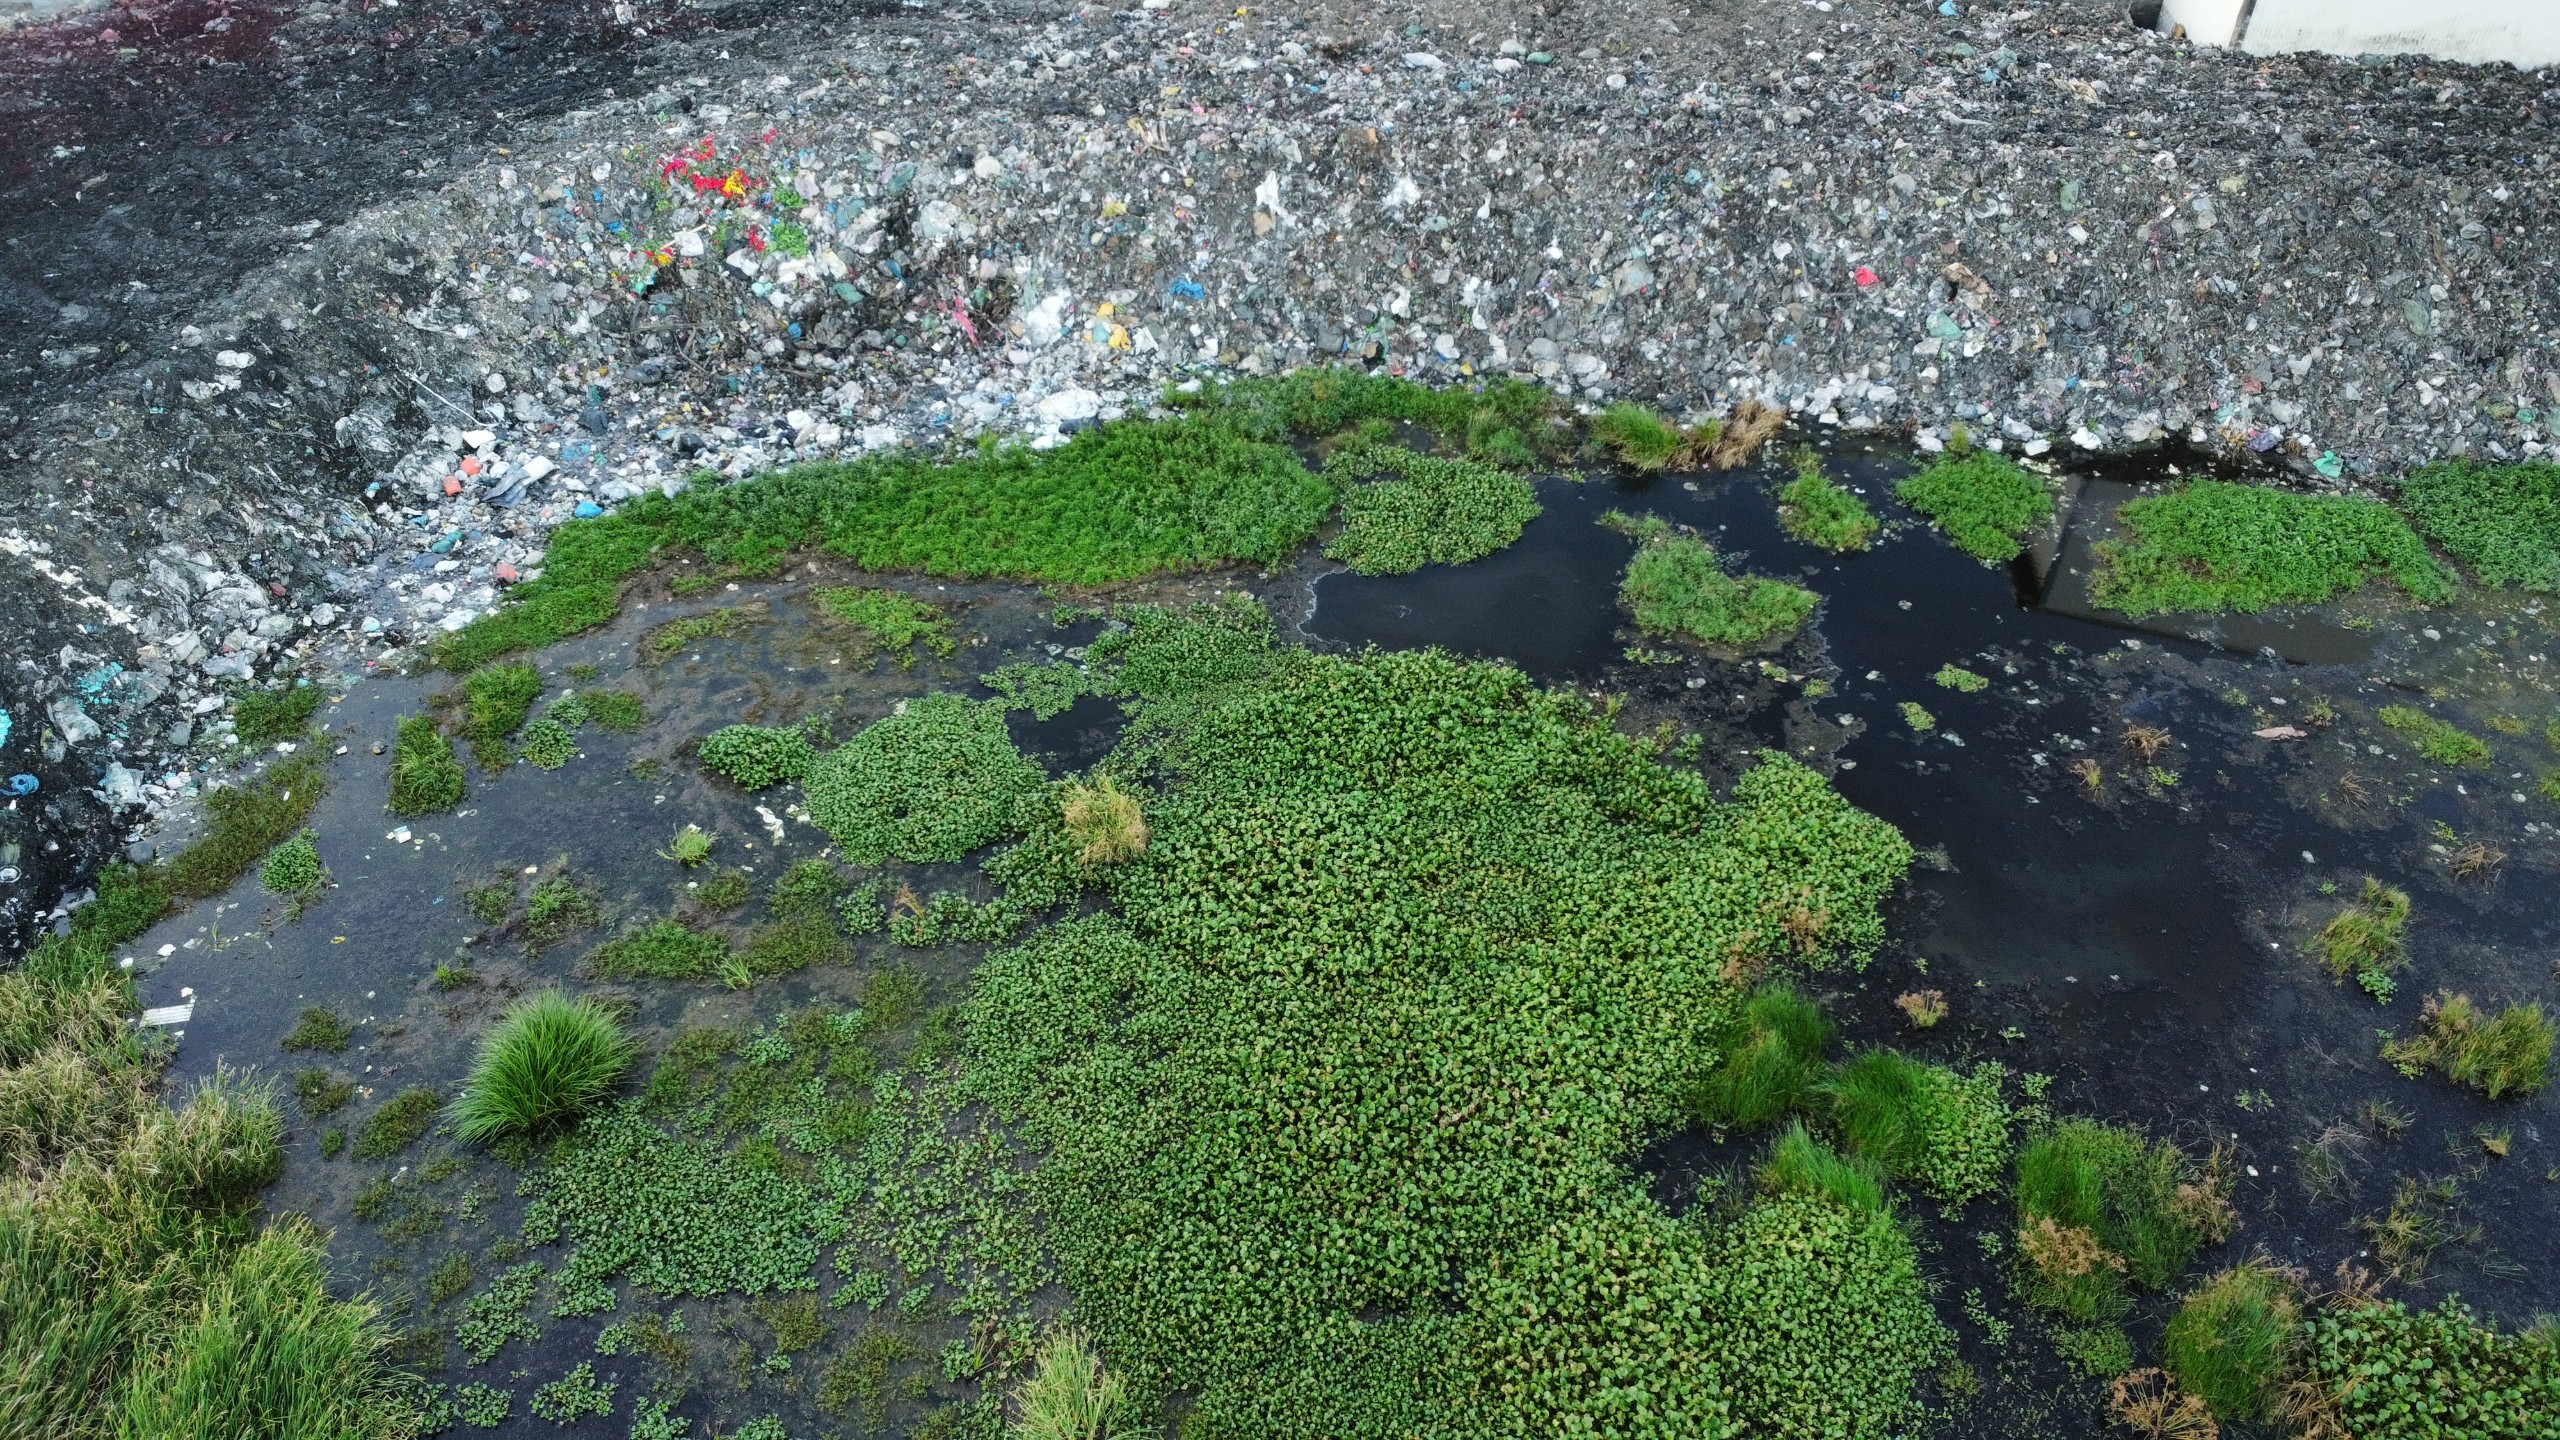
[
  {"xmin": 167, "ymin": 755, "xmax": 328, "ymax": 900},
  {"xmin": 1060, "ymin": 775, "xmax": 1150, "ymax": 866},
  {"xmin": 2381, "ymin": 991, "xmax": 2552, "ymax": 1099},
  {"xmin": 1897, "ymin": 451, "xmax": 2053, "ymax": 564},
  {"xmin": 2311, "ymin": 877, "xmax": 2411, "ymax": 997},
  {"xmin": 387, "ymin": 715, "xmax": 465, "ymax": 816},
  {"xmin": 458, "ymin": 662, "xmax": 543, "ymax": 768},
  {"xmin": 2377, "ymin": 705, "xmax": 2491, "ymax": 767},
  {"xmin": 2162, "ymin": 1260, "xmax": 2301, "ymax": 1424},
  {"xmin": 1759, "ymin": 1121, "xmax": 1887, "ymax": 1216},
  {"xmin": 2014, "ymin": 1119, "xmax": 2232, "ymax": 1321},
  {"xmin": 1011, "ymin": 1327, "xmax": 1142, "ymax": 1440},
  {"xmin": 1589, "ymin": 403, "xmax": 1697, "ymax": 471},
  {"xmin": 232, "ymin": 684, "xmax": 323, "ymax": 745},
  {"xmin": 2092, "ymin": 481, "xmax": 2452, "ymax": 616},
  {"xmin": 1608, "ymin": 511, "xmax": 1818, "ymax": 651},
  {"xmin": 1689, "ymin": 986, "xmax": 1831, "ymax": 1129},
  {"xmin": 450, "ymin": 992, "xmax": 635, "ymax": 1145}
]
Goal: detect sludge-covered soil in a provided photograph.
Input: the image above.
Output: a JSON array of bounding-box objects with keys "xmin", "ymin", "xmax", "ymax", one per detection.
[{"xmin": 103, "ymin": 435, "xmax": 2560, "ymax": 1438}]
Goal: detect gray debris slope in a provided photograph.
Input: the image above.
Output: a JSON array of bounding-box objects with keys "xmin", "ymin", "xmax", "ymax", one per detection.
[{"xmin": 3, "ymin": 0, "xmax": 2554, "ymax": 949}]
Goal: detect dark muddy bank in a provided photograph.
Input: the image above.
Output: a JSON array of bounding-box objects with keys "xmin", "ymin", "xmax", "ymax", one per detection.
[{"xmin": 120, "ymin": 444, "xmax": 2560, "ymax": 1437}]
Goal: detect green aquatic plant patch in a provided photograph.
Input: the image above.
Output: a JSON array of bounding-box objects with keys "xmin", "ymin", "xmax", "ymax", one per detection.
[
  {"xmin": 960, "ymin": 607, "xmax": 1923, "ymax": 1436},
  {"xmin": 2377, "ymin": 704, "xmax": 2491, "ymax": 766},
  {"xmin": 1779, "ymin": 448, "xmax": 1879, "ymax": 552},
  {"xmin": 1897, "ymin": 450, "xmax": 2052, "ymax": 564},
  {"xmin": 2397, "ymin": 457, "xmax": 2560, "ymax": 590},
  {"xmin": 1607, "ymin": 512, "xmax": 1818, "ymax": 651},
  {"xmin": 813, "ymin": 586, "xmax": 956, "ymax": 664},
  {"xmin": 435, "ymin": 414, "xmax": 1335, "ymax": 671},
  {"xmin": 802, "ymin": 694, "xmax": 1048, "ymax": 864},
  {"xmin": 699, "ymin": 721, "xmax": 825, "ymax": 790},
  {"xmin": 2090, "ymin": 480, "xmax": 2453, "ymax": 616},
  {"xmin": 2300, "ymin": 1295, "xmax": 2560, "ymax": 1440},
  {"xmin": 1323, "ymin": 442, "xmax": 1542, "ymax": 575}
]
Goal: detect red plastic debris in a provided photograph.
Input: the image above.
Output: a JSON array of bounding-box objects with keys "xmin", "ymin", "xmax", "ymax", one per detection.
[
  {"xmin": 1854, "ymin": 266, "xmax": 1879, "ymax": 288},
  {"xmin": 443, "ymin": 475, "xmax": 463, "ymax": 496},
  {"xmin": 495, "ymin": 563, "xmax": 520, "ymax": 583}
]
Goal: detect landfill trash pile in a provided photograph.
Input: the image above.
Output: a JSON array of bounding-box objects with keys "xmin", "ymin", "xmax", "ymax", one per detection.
[{"xmin": 1, "ymin": 0, "xmax": 2553, "ymax": 949}]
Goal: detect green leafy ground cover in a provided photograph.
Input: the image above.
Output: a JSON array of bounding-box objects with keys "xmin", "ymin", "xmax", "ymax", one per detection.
[
  {"xmin": 2397, "ymin": 458, "xmax": 2560, "ymax": 590},
  {"xmin": 1896, "ymin": 450, "xmax": 2052, "ymax": 564},
  {"xmin": 2301, "ymin": 1295, "xmax": 2560, "ymax": 1439},
  {"xmin": 2091, "ymin": 481, "xmax": 2453, "ymax": 616},
  {"xmin": 813, "ymin": 586, "xmax": 957, "ymax": 664},
  {"xmin": 1778, "ymin": 448, "xmax": 1879, "ymax": 552},
  {"xmin": 433, "ymin": 413, "xmax": 1337, "ymax": 671},
  {"xmin": 1322, "ymin": 442, "xmax": 1541, "ymax": 575},
  {"xmin": 1607, "ymin": 512, "xmax": 1818, "ymax": 650},
  {"xmin": 802, "ymin": 694, "xmax": 1048, "ymax": 863},
  {"xmin": 699, "ymin": 720, "xmax": 827, "ymax": 789}
]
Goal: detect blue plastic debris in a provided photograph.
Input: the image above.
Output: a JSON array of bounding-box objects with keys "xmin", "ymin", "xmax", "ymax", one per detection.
[
  {"xmin": 575, "ymin": 501, "xmax": 604, "ymax": 519},
  {"xmin": 5, "ymin": 775, "xmax": 36, "ymax": 797},
  {"xmin": 1168, "ymin": 278, "xmax": 1207, "ymax": 302},
  {"xmin": 0, "ymin": 708, "xmax": 11, "ymax": 750},
  {"xmin": 1938, "ymin": 0, "xmax": 1957, "ymax": 12},
  {"xmin": 2314, "ymin": 451, "xmax": 2346, "ymax": 479}
]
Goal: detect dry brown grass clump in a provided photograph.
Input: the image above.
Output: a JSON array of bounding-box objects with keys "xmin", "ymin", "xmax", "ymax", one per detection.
[
  {"xmin": 1894, "ymin": 989, "xmax": 1948, "ymax": 1029},
  {"xmin": 2107, "ymin": 1367, "xmax": 2218, "ymax": 1439},
  {"xmin": 1062, "ymin": 775, "xmax": 1149, "ymax": 866},
  {"xmin": 2123, "ymin": 724, "xmax": 2174, "ymax": 762},
  {"xmin": 1707, "ymin": 397, "xmax": 1789, "ymax": 469}
]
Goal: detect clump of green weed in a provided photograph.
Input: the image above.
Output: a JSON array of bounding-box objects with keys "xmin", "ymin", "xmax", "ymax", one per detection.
[
  {"xmin": 351, "ymin": 1088, "xmax": 442, "ymax": 1160},
  {"xmin": 1779, "ymin": 448, "xmax": 1879, "ymax": 552},
  {"xmin": 2381, "ymin": 991, "xmax": 2553, "ymax": 1098},
  {"xmin": 449, "ymin": 992, "xmax": 634, "ymax": 1144},
  {"xmin": 583, "ymin": 920, "xmax": 730, "ymax": 982},
  {"xmin": 585, "ymin": 691, "xmax": 646, "ymax": 731},
  {"xmin": 517, "ymin": 718, "xmax": 576, "ymax": 770},
  {"xmin": 291, "ymin": 1068, "xmax": 354, "ymax": 1117},
  {"xmin": 454, "ymin": 1383, "xmax": 511, "ymax": 1426},
  {"xmin": 819, "ymin": 1330, "xmax": 921, "ymax": 1426},
  {"xmin": 458, "ymin": 663, "xmax": 543, "ymax": 768},
  {"xmin": 1607, "ymin": 511, "xmax": 1818, "ymax": 651},
  {"xmin": 1008, "ymin": 1328, "xmax": 1138, "ymax": 1440},
  {"xmin": 1323, "ymin": 442, "xmax": 1542, "ymax": 575},
  {"xmin": 686, "ymin": 868, "xmax": 752, "ymax": 916},
  {"xmin": 983, "ymin": 661, "xmax": 1093, "ymax": 720},
  {"xmin": 522, "ymin": 876, "xmax": 600, "ymax": 952},
  {"xmin": 814, "ymin": 586, "xmax": 957, "ymax": 664},
  {"xmin": 641, "ymin": 607, "xmax": 744, "ymax": 664},
  {"xmin": 388, "ymin": 715, "xmax": 466, "ymax": 816},
  {"xmin": 463, "ymin": 883, "xmax": 513, "ymax": 926},
  {"xmin": 1821, "ymin": 1053, "xmax": 2011, "ymax": 1204},
  {"xmin": 233, "ymin": 683, "xmax": 323, "ymax": 745},
  {"xmin": 659, "ymin": 824, "xmax": 714, "ymax": 867},
  {"xmin": 1899, "ymin": 701, "xmax": 1937, "ymax": 731},
  {"xmin": 802, "ymin": 694, "xmax": 1048, "ymax": 864},
  {"xmin": 1897, "ymin": 451, "xmax": 2053, "ymax": 564},
  {"xmin": 2312, "ymin": 877, "xmax": 2411, "ymax": 999},
  {"xmin": 2378, "ymin": 705, "xmax": 2491, "ymax": 766},
  {"xmin": 454, "ymin": 1260, "xmax": 544, "ymax": 1362},
  {"xmin": 768, "ymin": 859, "xmax": 846, "ymax": 920},
  {"xmin": 738, "ymin": 913, "xmax": 847, "ymax": 979},
  {"xmin": 279, "ymin": 1007, "xmax": 354, "ymax": 1054},
  {"xmin": 1759, "ymin": 1122, "xmax": 1888, "ymax": 1215},
  {"xmin": 1689, "ymin": 985, "xmax": 1831, "ymax": 1129},
  {"xmin": 2397, "ymin": 458, "xmax": 2560, "ymax": 590},
  {"xmin": 1933, "ymin": 664, "xmax": 1989, "ymax": 693},
  {"xmin": 2300, "ymin": 1294, "xmax": 2560, "ymax": 1440},
  {"xmin": 166, "ymin": 755, "xmax": 329, "ymax": 899},
  {"xmin": 1589, "ymin": 402, "xmax": 1697, "ymax": 470},
  {"xmin": 528, "ymin": 1361, "xmax": 615, "ymax": 1422},
  {"xmin": 699, "ymin": 721, "xmax": 824, "ymax": 789},
  {"xmin": 2013, "ymin": 1120, "xmax": 2234, "ymax": 1322},
  {"xmin": 2162, "ymin": 1260, "xmax": 2302, "ymax": 1425},
  {"xmin": 425, "ymin": 1253, "xmax": 472, "ymax": 1306},
  {"xmin": 259, "ymin": 831, "xmax": 325, "ymax": 897},
  {"xmin": 2092, "ymin": 481, "xmax": 2452, "ymax": 615}
]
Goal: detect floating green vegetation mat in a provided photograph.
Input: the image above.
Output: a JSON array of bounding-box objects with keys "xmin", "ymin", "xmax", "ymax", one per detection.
[
  {"xmin": 2090, "ymin": 480, "xmax": 2453, "ymax": 616},
  {"xmin": 1322, "ymin": 442, "xmax": 1541, "ymax": 575},
  {"xmin": 2378, "ymin": 704, "xmax": 2491, "ymax": 767},
  {"xmin": 1896, "ymin": 449, "xmax": 2052, "ymax": 564},
  {"xmin": 814, "ymin": 586, "xmax": 957, "ymax": 664},
  {"xmin": 434, "ymin": 413, "xmax": 1337, "ymax": 671},
  {"xmin": 802, "ymin": 693, "xmax": 1049, "ymax": 864},
  {"xmin": 2397, "ymin": 458, "xmax": 2560, "ymax": 590},
  {"xmin": 982, "ymin": 660, "xmax": 1092, "ymax": 721},
  {"xmin": 1933, "ymin": 664, "xmax": 1989, "ymax": 693},
  {"xmin": 1778, "ymin": 448, "xmax": 1879, "ymax": 552},
  {"xmin": 1606, "ymin": 511, "xmax": 1818, "ymax": 651}
]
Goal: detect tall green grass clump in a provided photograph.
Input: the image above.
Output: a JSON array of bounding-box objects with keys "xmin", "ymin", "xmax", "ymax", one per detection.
[
  {"xmin": 232, "ymin": 682, "xmax": 323, "ymax": 745},
  {"xmin": 450, "ymin": 991, "xmax": 636, "ymax": 1144},
  {"xmin": 2313, "ymin": 876, "xmax": 2412, "ymax": 999},
  {"xmin": 434, "ymin": 412, "xmax": 1335, "ymax": 671},
  {"xmin": 2398, "ymin": 457, "xmax": 2560, "ymax": 590},
  {"xmin": 1322, "ymin": 442, "xmax": 1541, "ymax": 575},
  {"xmin": 1589, "ymin": 402, "xmax": 1697, "ymax": 470},
  {"xmin": 2013, "ymin": 1119, "xmax": 2233, "ymax": 1322},
  {"xmin": 387, "ymin": 714, "xmax": 465, "ymax": 816},
  {"xmin": 1690, "ymin": 985, "xmax": 1832, "ymax": 1129},
  {"xmin": 802, "ymin": 694, "xmax": 1048, "ymax": 864},
  {"xmin": 1608, "ymin": 511, "xmax": 1818, "ymax": 650},
  {"xmin": 1010, "ymin": 1327, "xmax": 1143, "ymax": 1440},
  {"xmin": 2382, "ymin": 991, "xmax": 2552, "ymax": 1099},
  {"xmin": 1758, "ymin": 1122, "xmax": 1887, "ymax": 1216},
  {"xmin": 1779, "ymin": 448, "xmax": 1879, "ymax": 552},
  {"xmin": 0, "ymin": 867, "xmax": 413, "ymax": 1439},
  {"xmin": 458, "ymin": 661, "xmax": 543, "ymax": 767},
  {"xmin": 1821, "ymin": 1051, "xmax": 2012, "ymax": 1204},
  {"xmin": 2161, "ymin": 1260, "xmax": 2302, "ymax": 1424},
  {"xmin": 1896, "ymin": 449, "xmax": 2052, "ymax": 563},
  {"xmin": 2092, "ymin": 480, "xmax": 2453, "ymax": 616}
]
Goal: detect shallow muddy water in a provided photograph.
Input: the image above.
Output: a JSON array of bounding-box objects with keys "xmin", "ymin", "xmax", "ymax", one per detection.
[{"xmin": 121, "ymin": 443, "xmax": 2560, "ymax": 1439}]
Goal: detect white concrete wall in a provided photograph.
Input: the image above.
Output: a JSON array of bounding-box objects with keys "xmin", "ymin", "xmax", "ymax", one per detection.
[
  {"xmin": 2163, "ymin": 0, "xmax": 2560, "ymax": 68},
  {"xmin": 2157, "ymin": 0, "xmax": 2250, "ymax": 46}
]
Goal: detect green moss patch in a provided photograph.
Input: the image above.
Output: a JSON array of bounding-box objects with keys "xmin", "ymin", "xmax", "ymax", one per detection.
[{"xmin": 2091, "ymin": 481, "xmax": 2452, "ymax": 616}]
